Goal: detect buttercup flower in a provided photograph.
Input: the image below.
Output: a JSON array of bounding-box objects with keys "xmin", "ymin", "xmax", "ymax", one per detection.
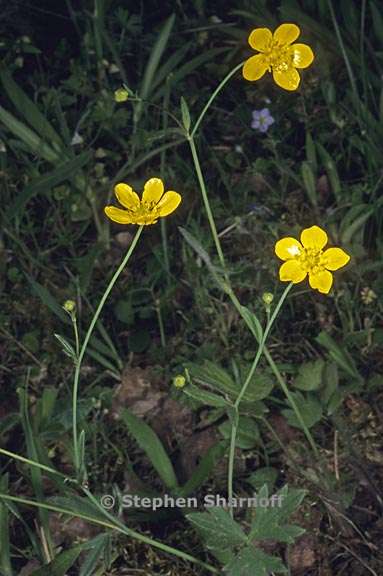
[
  {"xmin": 275, "ymin": 225, "xmax": 350, "ymax": 294},
  {"xmin": 104, "ymin": 178, "xmax": 181, "ymax": 225},
  {"xmin": 251, "ymin": 108, "xmax": 275, "ymax": 132},
  {"xmin": 243, "ymin": 23, "xmax": 314, "ymax": 91}
]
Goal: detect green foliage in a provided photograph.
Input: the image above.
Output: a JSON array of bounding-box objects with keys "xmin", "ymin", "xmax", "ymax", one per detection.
[
  {"xmin": 120, "ymin": 409, "xmax": 179, "ymax": 490},
  {"xmin": 1, "ymin": 0, "xmax": 382, "ymax": 573},
  {"xmin": 187, "ymin": 360, "xmax": 274, "ymax": 404},
  {"xmin": 188, "ymin": 484, "xmax": 306, "ymax": 574}
]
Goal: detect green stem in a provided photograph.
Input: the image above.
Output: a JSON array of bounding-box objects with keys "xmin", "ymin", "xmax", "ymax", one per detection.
[
  {"xmin": 227, "ymin": 283, "xmax": 293, "ymax": 511},
  {"xmin": 72, "ymin": 226, "xmax": 144, "ymax": 473},
  {"xmin": 189, "ymin": 125, "xmax": 319, "ymax": 458},
  {"xmin": 191, "ymin": 61, "xmax": 244, "ymax": 138},
  {"xmin": 0, "ymin": 448, "xmax": 75, "ymax": 483},
  {"xmin": 0, "ymin": 492, "xmax": 219, "ymax": 574},
  {"xmin": 188, "ymin": 137, "xmax": 226, "ymax": 270},
  {"xmin": 72, "ymin": 314, "xmax": 80, "ymax": 358},
  {"xmin": 187, "ymin": 59, "xmax": 320, "ymax": 474},
  {"xmin": 83, "ymin": 489, "xmax": 219, "ymax": 573},
  {"xmin": 160, "ymin": 76, "xmax": 172, "ymax": 282},
  {"xmin": 228, "ymin": 289, "xmax": 319, "ymax": 458}
]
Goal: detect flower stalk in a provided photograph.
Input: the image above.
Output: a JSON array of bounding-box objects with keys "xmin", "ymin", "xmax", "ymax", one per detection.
[{"xmin": 72, "ymin": 225, "xmax": 144, "ymax": 474}]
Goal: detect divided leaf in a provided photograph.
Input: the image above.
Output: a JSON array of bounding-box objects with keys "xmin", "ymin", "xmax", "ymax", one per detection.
[
  {"xmin": 224, "ymin": 546, "xmax": 288, "ymax": 576},
  {"xmin": 249, "ymin": 485, "xmax": 306, "ymax": 544},
  {"xmin": 187, "ymin": 506, "xmax": 247, "ymax": 553},
  {"xmin": 293, "ymin": 359, "xmax": 325, "ymax": 391}
]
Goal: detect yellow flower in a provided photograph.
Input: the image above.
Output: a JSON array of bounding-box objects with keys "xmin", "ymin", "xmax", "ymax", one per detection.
[
  {"xmin": 242, "ymin": 23, "xmax": 314, "ymax": 91},
  {"xmin": 275, "ymin": 225, "xmax": 350, "ymax": 294},
  {"xmin": 104, "ymin": 178, "xmax": 181, "ymax": 225}
]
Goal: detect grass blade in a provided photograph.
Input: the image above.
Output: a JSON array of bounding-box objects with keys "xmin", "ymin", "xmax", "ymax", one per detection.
[{"xmin": 0, "ymin": 66, "xmax": 64, "ymax": 149}]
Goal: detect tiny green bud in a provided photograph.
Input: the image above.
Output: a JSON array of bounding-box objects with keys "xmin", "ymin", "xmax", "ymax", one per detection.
[
  {"xmin": 173, "ymin": 375, "xmax": 186, "ymax": 389},
  {"xmin": 63, "ymin": 300, "xmax": 76, "ymax": 313},
  {"xmin": 262, "ymin": 292, "xmax": 274, "ymax": 306},
  {"xmin": 114, "ymin": 88, "xmax": 129, "ymax": 102}
]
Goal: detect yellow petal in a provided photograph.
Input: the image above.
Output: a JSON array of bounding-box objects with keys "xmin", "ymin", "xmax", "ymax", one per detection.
[
  {"xmin": 309, "ymin": 270, "xmax": 333, "ymax": 294},
  {"xmin": 273, "ymin": 23, "xmax": 300, "ymax": 46},
  {"xmin": 142, "ymin": 178, "xmax": 164, "ymax": 204},
  {"xmin": 248, "ymin": 28, "xmax": 272, "ymax": 52},
  {"xmin": 156, "ymin": 191, "xmax": 182, "ymax": 217},
  {"xmin": 275, "ymin": 237, "xmax": 303, "ymax": 260},
  {"xmin": 242, "ymin": 54, "xmax": 269, "ymax": 81},
  {"xmin": 289, "ymin": 43, "xmax": 314, "ymax": 68},
  {"xmin": 300, "ymin": 225, "xmax": 328, "ymax": 250},
  {"xmin": 104, "ymin": 206, "xmax": 133, "ymax": 224},
  {"xmin": 114, "ymin": 183, "xmax": 140, "ymax": 210},
  {"xmin": 272, "ymin": 67, "xmax": 300, "ymax": 91},
  {"xmin": 279, "ymin": 260, "xmax": 307, "ymax": 283},
  {"xmin": 133, "ymin": 214, "xmax": 158, "ymax": 225},
  {"xmin": 322, "ymin": 247, "xmax": 350, "ymax": 271}
]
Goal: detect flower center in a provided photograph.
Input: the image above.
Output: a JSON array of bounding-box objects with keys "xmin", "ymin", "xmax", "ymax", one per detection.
[
  {"xmin": 298, "ymin": 247, "xmax": 325, "ymax": 275},
  {"xmin": 264, "ymin": 42, "xmax": 293, "ymax": 72}
]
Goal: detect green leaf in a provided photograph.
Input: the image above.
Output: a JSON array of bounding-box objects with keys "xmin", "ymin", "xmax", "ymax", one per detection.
[
  {"xmin": 320, "ymin": 362, "xmax": 339, "ymax": 408},
  {"xmin": 239, "ymin": 306, "xmax": 263, "ymax": 343},
  {"xmin": 182, "ymin": 383, "xmax": 231, "ymax": 407},
  {"xmin": 177, "ymin": 441, "xmax": 228, "ymax": 497},
  {"xmin": 219, "ymin": 417, "xmax": 260, "ymax": 449},
  {"xmin": 224, "ymin": 546, "xmax": 287, "ymax": 576},
  {"xmin": 188, "ymin": 360, "xmax": 237, "ymax": 395},
  {"xmin": 188, "ymin": 360, "xmax": 273, "ymax": 404},
  {"xmin": 31, "ymin": 545, "xmax": 82, "ymax": 575},
  {"xmin": 293, "ymin": 359, "xmax": 325, "ymax": 391},
  {"xmin": 0, "ymin": 475, "xmax": 12, "ymax": 576},
  {"xmin": 187, "ymin": 506, "xmax": 247, "ymax": 553},
  {"xmin": 240, "ymin": 371, "xmax": 274, "ymax": 403},
  {"xmin": 153, "ymin": 48, "xmax": 229, "ymax": 102},
  {"xmin": 0, "ymin": 414, "xmax": 19, "ymax": 438},
  {"xmin": 246, "ymin": 467, "xmax": 278, "ymax": 492},
  {"xmin": 54, "ymin": 334, "xmax": 77, "ymax": 362},
  {"xmin": 150, "ymin": 42, "xmax": 191, "ymax": 91},
  {"xmin": 0, "ymin": 66, "xmax": 63, "ymax": 148},
  {"xmin": 24, "ymin": 274, "xmax": 70, "ymax": 324},
  {"xmin": 305, "ymin": 132, "xmax": 317, "ymax": 173},
  {"xmin": 371, "ymin": 0, "xmax": 383, "ymax": 43},
  {"xmin": 301, "ymin": 161, "xmax": 317, "ymax": 207},
  {"xmin": 316, "ymin": 143, "xmax": 342, "ymax": 202},
  {"xmin": 180, "ymin": 96, "xmax": 191, "ymax": 132},
  {"xmin": 120, "ymin": 409, "xmax": 179, "ymax": 490},
  {"xmin": 249, "ymin": 484, "xmax": 306, "ymax": 544},
  {"xmin": 47, "ymin": 495, "xmax": 108, "ymax": 523},
  {"xmin": 0, "ymin": 104, "xmax": 58, "ymax": 163},
  {"xmin": 79, "ymin": 534, "xmax": 110, "ymax": 576},
  {"xmin": 6, "ymin": 151, "xmax": 92, "ymax": 218},
  {"xmin": 315, "ymin": 331, "xmax": 362, "ymax": 381},
  {"xmin": 35, "ymin": 388, "xmax": 59, "ymax": 431},
  {"xmin": 340, "ymin": 207, "xmax": 373, "ymax": 245},
  {"xmin": 179, "ymin": 227, "xmax": 226, "ymax": 290},
  {"xmin": 282, "ymin": 392, "xmax": 323, "ymax": 429},
  {"xmin": 135, "ymin": 13, "xmax": 176, "ymax": 124}
]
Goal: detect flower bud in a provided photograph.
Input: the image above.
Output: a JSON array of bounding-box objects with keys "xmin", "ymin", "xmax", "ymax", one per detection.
[
  {"xmin": 114, "ymin": 88, "xmax": 129, "ymax": 102},
  {"xmin": 262, "ymin": 292, "xmax": 274, "ymax": 306},
  {"xmin": 173, "ymin": 375, "xmax": 186, "ymax": 388},
  {"xmin": 63, "ymin": 300, "xmax": 76, "ymax": 313}
]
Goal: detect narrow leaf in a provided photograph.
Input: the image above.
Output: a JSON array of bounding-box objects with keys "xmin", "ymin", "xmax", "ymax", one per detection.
[{"xmin": 120, "ymin": 409, "xmax": 179, "ymax": 490}]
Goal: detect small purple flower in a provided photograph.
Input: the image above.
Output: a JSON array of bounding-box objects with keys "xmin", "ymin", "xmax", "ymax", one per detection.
[{"xmin": 251, "ymin": 108, "xmax": 275, "ymax": 133}]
